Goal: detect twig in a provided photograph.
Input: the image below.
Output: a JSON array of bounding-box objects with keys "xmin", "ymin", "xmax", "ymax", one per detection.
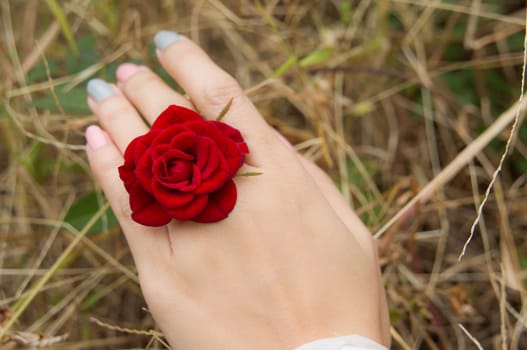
[
  {"xmin": 500, "ymin": 265, "xmax": 508, "ymax": 350},
  {"xmin": 306, "ymin": 66, "xmax": 408, "ymax": 80},
  {"xmin": 458, "ymin": 323, "xmax": 484, "ymax": 350},
  {"xmin": 0, "ymin": 203, "xmax": 110, "ymax": 341},
  {"xmin": 21, "ymin": 22, "xmax": 60, "ymax": 76},
  {"xmin": 461, "ymin": 11, "xmax": 527, "ymax": 261},
  {"xmin": 90, "ymin": 317, "xmax": 163, "ymax": 337},
  {"xmin": 374, "ymin": 98, "xmax": 527, "ymax": 239},
  {"xmin": 392, "ymin": 0, "xmax": 524, "ymax": 25},
  {"xmin": 90, "ymin": 317, "xmax": 171, "ymax": 348}
]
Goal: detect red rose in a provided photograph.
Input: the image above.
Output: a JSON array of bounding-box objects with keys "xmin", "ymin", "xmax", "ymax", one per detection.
[{"xmin": 118, "ymin": 105, "xmax": 249, "ymax": 226}]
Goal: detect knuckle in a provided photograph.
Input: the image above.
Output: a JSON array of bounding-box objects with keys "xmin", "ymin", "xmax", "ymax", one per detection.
[
  {"xmin": 115, "ymin": 189, "xmax": 133, "ymax": 220},
  {"xmin": 125, "ymin": 70, "xmax": 159, "ymax": 93},
  {"xmin": 98, "ymin": 98, "xmax": 135, "ymax": 124},
  {"xmin": 92, "ymin": 149, "xmax": 121, "ymax": 175},
  {"xmin": 202, "ymin": 76, "xmax": 244, "ymax": 108}
]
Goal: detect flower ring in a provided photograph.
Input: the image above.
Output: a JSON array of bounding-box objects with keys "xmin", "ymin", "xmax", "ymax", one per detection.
[{"xmin": 118, "ymin": 105, "xmax": 249, "ymax": 226}]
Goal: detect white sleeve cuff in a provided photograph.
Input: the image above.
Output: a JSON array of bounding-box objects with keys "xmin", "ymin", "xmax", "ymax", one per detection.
[{"xmin": 294, "ymin": 335, "xmax": 388, "ymax": 350}]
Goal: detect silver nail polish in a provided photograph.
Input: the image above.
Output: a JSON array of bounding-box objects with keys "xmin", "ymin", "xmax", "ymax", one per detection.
[
  {"xmin": 87, "ymin": 79, "xmax": 114, "ymax": 102},
  {"xmin": 154, "ymin": 30, "xmax": 181, "ymax": 50}
]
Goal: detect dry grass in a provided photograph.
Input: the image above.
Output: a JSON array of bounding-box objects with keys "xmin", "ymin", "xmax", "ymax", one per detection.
[{"xmin": 1, "ymin": 0, "xmax": 527, "ymax": 349}]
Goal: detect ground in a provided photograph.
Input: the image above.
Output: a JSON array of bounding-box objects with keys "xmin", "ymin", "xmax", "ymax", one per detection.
[{"xmin": 1, "ymin": 1, "xmax": 526, "ymax": 349}]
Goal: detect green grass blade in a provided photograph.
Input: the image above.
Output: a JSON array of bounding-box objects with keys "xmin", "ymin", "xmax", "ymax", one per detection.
[
  {"xmin": 45, "ymin": 0, "xmax": 79, "ymax": 57},
  {"xmin": 299, "ymin": 48, "xmax": 333, "ymax": 68},
  {"xmin": 272, "ymin": 56, "xmax": 298, "ymax": 78}
]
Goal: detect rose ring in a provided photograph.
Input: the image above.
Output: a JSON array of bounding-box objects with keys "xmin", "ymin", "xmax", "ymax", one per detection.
[{"xmin": 118, "ymin": 105, "xmax": 249, "ymax": 226}]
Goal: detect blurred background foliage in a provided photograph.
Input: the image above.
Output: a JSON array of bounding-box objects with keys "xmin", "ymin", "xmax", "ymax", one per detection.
[{"xmin": 1, "ymin": 0, "xmax": 527, "ymax": 349}]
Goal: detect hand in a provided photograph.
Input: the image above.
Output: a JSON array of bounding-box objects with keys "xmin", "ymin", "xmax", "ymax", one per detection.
[{"xmin": 85, "ymin": 31, "xmax": 390, "ymax": 350}]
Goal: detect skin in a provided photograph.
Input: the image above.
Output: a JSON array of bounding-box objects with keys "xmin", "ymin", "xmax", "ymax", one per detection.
[{"xmin": 86, "ymin": 36, "xmax": 390, "ymax": 349}]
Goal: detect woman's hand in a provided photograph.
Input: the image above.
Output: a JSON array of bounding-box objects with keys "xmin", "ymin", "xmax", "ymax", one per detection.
[{"xmin": 85, "ymin": 31, "xmax": 390, "ymax": 350}]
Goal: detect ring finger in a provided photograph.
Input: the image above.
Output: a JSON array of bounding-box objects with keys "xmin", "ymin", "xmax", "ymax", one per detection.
[{"xmin": 116, "ymin": 63, "xmax": 194, "ymax": 124}]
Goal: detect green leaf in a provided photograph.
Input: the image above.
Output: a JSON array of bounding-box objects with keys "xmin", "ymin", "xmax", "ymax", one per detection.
[
  {"xmin": 65, "ymin": 35, "xmax": 99, "ymax": 74},
  {"xmin": 440, "ymin": 70, "xmax": 478, "ymax": 106},
  {"xmin": 64, "ymin": 192, "xmax": 118, "ymax": 234},
  {"xmin": 30, "ymin": 86, "xmax": 91, "ymax": 115},
  {"xmin": 27, "ymin": 60, "xmax": 57, "ymax": 83},
  {"xmin": 299, "ymin": 48, "xmax": 333, "ymax": 68},
  {"xmin": 517, "ymin": 158, "xmax": 527, "ymax": 175},
  {"xmin": 506, "ymin": 31, "xmax": 525, "ymax": 51}
]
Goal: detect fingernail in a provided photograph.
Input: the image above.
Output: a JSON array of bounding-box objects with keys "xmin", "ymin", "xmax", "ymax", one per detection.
[
  {"xmin": 154, "ymin": 30, "xmax": 182, "ymax": 50},
  {"xmin": 116, "ymin": 63, "xmax": 140, "ymax": 83},
  {"xmin": 86, "ymin": 125, "xmax": 107, "ymax": 150},
  {"xmin": 87, "ymin": 79, "xmax": 114, "ymax": 102}
]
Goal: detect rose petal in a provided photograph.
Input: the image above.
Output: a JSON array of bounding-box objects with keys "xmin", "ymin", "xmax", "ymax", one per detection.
[
  {"xmin": 190, "ymin": 121, "xmax": 246, "ymax": 176},
  {"xmin": 195, "ymin": 154, "xmax": 229, "ymax": 194},
  {"xmin": 210, "ymin": 121, "xmax": 242, "ymax": 143},
  {"xmin": 153, "ymin": 158, "xmax": 202, "ymax": 192},
  {"xmin": 150, "ymin": 144, "xmax": 175, "ymax": 160},
  {"xmin": 118, "ymin": 164, "xmax": 136, "ymax": 191},
  {"xmin": 151, "ymin": 105, "xmax": 203, "ymax": 130},
  {"xmin": 237, "ymin": 142, "xmax": 249, "ymax": 154},
  {"xmin": 222, "ymin": 138, "xmax": 245, "ymax": 176},
  {"xmin": 151, "ymin": 125, "xmax": 191, "ymax": 148},
  {"xmin": 129, "ymin": 183, "xmax": 153, "ymax": 211},
  {"xmin": 152, "ymin": 156, "xmax": 191, "ymax": 182},
  {"xmin": 195, "ymin": 137, "xmax": 210, "ymax": 168},
  {"xmin": 129, "ymin": 183, "xmax": 172, "ymax": 226},
  {"xmin": 185, "ymin": 120, "xmax": 226, "ymax": 151},
  {"xmin": 135, "ymin": 149, "xmax": 154, "ymax": 192},
  {"xmin": 192, "ymin": 180, "xmax": 237, "ymax": 223},
  {"xmin": 131, "ymin": 203, "xmax": 172, "ymax": 226},
  {"xmin": 152, "ymin": 181, "xmax": 195, "ymax": 208},
  {"xmin": 122, "ymin": 136, "xmax": 141, "ymax": 165},
  {"xmin": 211, "ymin": 121, "xmax": 249, "ymax": 154},
  {"xmin": 166, "ymin": 194, "xmax": 208, "ymax": 221},
  {"xmin": 169, "ymin": 130, "xmax": 198, "ymax": 151},
  {"xmin": 196, "ymin": 137, "xmax": 220, "ymax": 178},
  {"xmin": 134, "ymin": 131, "xmax": 158, "ymax": 161},
  {"xmin": 175, "ymin": 164, "xmax": 202, "ymax": 192},
  {"xmin": 166, "ymin": 158, "xmax": 193, "ymax": 179}
]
